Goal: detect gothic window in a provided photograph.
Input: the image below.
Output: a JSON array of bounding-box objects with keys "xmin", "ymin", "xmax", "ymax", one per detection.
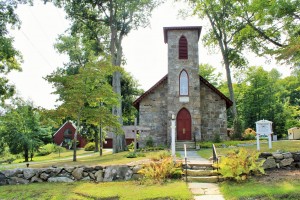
[
  {"xmin": 179, "ymin": 70, "xmax": 189, "ymax": 96},
  {"xmin": 179, "ymin": 35, "xmax": 188, "ymax": 59}
]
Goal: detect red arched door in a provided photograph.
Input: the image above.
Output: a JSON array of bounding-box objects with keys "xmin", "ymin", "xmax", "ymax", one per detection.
[{"xmin": 177, "ymin": 108, "xmax": 192, "ymax": 140}]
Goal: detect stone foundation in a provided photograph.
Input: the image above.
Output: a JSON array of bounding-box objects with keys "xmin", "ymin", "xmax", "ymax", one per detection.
[{"xmin": 0, "ymin": 164, "xmax": 143, "ymax": 186}]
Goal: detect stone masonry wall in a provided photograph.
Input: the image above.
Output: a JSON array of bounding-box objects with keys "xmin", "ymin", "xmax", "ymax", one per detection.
[
  {"xmin": 0, "ymin": 164, "xmax": 143, "ymax": 186},
  {"xmin": 260, "ymin": 151, "xmax": 300, "ymax": 169},
  {"xmin": 167, "ymin": 29, "xmax": 201, "ymax": 145},
  {"xmin": 138, "ymin": 80, "xmax": 168, "ymax": 147},
  {"xmin": 200, "ymin": 84, "xmax": 228, "ymax": 141}
]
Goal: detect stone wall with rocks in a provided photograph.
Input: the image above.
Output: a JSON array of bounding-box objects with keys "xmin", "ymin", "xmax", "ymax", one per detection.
[
  {"xmin": 200, "ymin": 84, "xmax": 228, "ymax": 141},
  {"xmin": 260, "ymin": 151, "xmax": 300, "ymax": 169},
  {"xmin": 138, "ymin": 79, "xmax": 168, "ymax": 148},
  {"xmin": 0, "ymin": 165, "xmax": 143, "ymax": 186}
]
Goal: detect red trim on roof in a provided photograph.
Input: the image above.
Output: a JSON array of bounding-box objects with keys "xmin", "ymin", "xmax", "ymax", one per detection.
[
  {"xmin": 133, "ymin": 75, "xmax": 233, "ymax": 109},
  {"xmin": 163, "ymin": 26, "xmax": 202, "ymax": 43}
]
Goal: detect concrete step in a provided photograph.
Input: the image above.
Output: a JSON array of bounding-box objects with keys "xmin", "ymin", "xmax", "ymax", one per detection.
[
  {"xmin": 186, "ymin": 176, "xmax": 223, "ymax": 183},
  {"xmin": 186, "ymin": 169, "xmax": 219, "ymax": 176},
  {"xmin": 176, "ymin": 142, "xmax": 196, "ymax": 150},
  {"xmin": 184, "ymin": 163, "xmax": 215, "ymax": 170}
]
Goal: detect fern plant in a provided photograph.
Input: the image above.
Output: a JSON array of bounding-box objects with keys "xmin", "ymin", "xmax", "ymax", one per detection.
[
  {"xmin": 138, "ymin": 156, "xmax": 182, "ymax": 184},
  {"xmin": 216, "ymin": 148, "xmax": 265, "ymax": 181}
]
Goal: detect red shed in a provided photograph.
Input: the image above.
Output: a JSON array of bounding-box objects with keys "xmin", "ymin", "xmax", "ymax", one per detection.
[{"xmin": 53, "ymin": 121, "xmax": 87, "ymax": 149}]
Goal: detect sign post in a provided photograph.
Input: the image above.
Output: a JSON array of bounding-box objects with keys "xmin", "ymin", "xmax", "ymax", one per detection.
[
  {"xmin": 134, "ymin": 118, "xmax": 137, "ymax": 153},
  {"xmin": 171, "ymin": 114, "xmax": 176, "ymax": 158},
  {"xmin": 256, "ymin": 119, "xmax": 273, "ymax": 150}
]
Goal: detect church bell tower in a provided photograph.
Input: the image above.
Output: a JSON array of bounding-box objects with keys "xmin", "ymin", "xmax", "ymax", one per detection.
[{"xmin": 163, "ymin": 26, "xmax": 202, "ymax": 145}]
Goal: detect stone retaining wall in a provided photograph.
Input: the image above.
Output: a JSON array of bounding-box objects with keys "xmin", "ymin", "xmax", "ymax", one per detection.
[
  {"xmin": 0, "ymin": 164, "xmax": 143, "ymax": 186},
  {"xmin": 260, "ymin": 151, "xmax": 300, "ymax": 169}
]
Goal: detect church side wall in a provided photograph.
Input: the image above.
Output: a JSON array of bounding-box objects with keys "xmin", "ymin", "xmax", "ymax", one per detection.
[
  {"xmin": 138, "ymin": 81, "xmax": 168, "ymax": 147},
  {"xmin": 200, "ymin": 84, "xmax": 228, "ymax": 141}
]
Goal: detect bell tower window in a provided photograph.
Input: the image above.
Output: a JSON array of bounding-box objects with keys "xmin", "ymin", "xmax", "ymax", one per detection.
[
  {"xmin": 179, "ymin": 70, "xmax": 189, "ymax": 96},
  {"xmin": 179, "ymin": 35, "xmax": 188, "ymax": 59}
]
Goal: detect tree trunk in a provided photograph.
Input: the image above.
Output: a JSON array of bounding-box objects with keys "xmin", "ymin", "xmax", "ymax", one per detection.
[
  {"xmin": 24, "ymin": 148, "xmax": 29, "ymax": 162},
  {"xmin": 109, "ymin": 5, "xmax": 125, "ymax": 153},
  {"xmin": 205, "ymin": 9, "xmax": 238, "ymax": 119},
  {"xmin": 73, "ymin": 114, "xmax": 80, "ymax": 162},
  {"xmin": 94, "ymin": 126, "xmax": 99, "ymax": 152},
  {"xmin": 224, "ymin": 59, "xmax": 238, "ymax": 118}
]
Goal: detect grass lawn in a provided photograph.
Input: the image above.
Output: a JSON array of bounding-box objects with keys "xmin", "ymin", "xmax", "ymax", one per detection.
[
  {"xmin": 198, "ymin": 140, "xmax": 300, "ymax": 159},
  {"xmin": 220, "ymin": 179, "xmax": 300, "ymax": 200},
  {"xmin": 0, "ymin": 150, "xmax": 170, "ymax": 170},
  {"xmin": 0, "ymin": 181, "xmax": 192, "ymax": 200},
  {"xmin": 13, "ymin": 149, "xmax": 99, "ymax": 163}
]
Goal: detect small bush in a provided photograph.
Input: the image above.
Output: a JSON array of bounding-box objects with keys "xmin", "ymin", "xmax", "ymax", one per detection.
[
  {"xmin": 84, "ymin": 142, "xmax": 95, "ymax": 151},
  {"xmin": 138, "ymin": 156, "xmax": 183, "ymax": 184},
  {"xmin": 150, "ymin": 150, "xmax": 171, "ymax": 161},
  {"xmin": 145, "ymin": 136, "xmax": 154, "ymax": 147},
  {"xmin": 126, "ymin": 152, "xmax": 137, "ymax": 158},
  {"xmin": 213, "ymin": 133, "xmax": 222, "ymax": 143},
  {"xmin": 38, "ymin": 144, "xmax": 57, "ymax": 156},
  {"xmin": 126, "ymin": 152, "xmax": 146, "ymax": 158},
  {"xmin": 243, "ymin": 128, "xmax": 256, "ymax": 140},
  {"xmin": 216, "ymin": 148, "xmax": 264, "ymax": 181},
  {"xmin": 127, "ymin": 142, "xmax": 134, "ymax": 152}
]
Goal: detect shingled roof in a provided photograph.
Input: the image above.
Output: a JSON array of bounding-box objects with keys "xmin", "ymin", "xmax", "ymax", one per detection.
[{"xmin": 133, "ymin": 75, "xmax": 233, "ymax": 109}]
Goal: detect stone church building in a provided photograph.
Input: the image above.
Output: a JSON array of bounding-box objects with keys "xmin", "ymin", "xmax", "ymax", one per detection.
[{"xmin": 133, "ymin": 26, "xmax": 232, "ymax": 148}]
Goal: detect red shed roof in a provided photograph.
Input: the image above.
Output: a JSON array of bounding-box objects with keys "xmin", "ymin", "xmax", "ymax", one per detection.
[
  {"xmin": 133, "ymin": 75, "xmax": 233, "ymax": 109},
  {"xmin": 163, "ymin": 26, "xmax": 202, "ymax": 43}
]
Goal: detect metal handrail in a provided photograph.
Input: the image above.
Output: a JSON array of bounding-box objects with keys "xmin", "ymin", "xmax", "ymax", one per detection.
[
  {"xmin": 212, "ymin": 144, "xmax": 218, "ymax": 164},
  {"xmin": 212, "ymin": 144, "xmax": 219, "ymax": 182}
]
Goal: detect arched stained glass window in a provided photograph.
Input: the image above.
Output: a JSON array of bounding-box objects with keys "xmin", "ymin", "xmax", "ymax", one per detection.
[
  {"xmin": 179, "ymin": 70, "xmax": 189, "ymax": 96},
  {"xmin": 179, "ymin": 35, "xmax": 188, "ymax": 59}
]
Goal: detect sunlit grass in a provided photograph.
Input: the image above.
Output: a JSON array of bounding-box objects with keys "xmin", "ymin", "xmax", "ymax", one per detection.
[
  {"xmin": 198, "ymin": 140, "xmax": 300, "ymax": 159},
  {"xmin": 220, "ymin": 179, "xmax": 300, "ymax": 200},
  {"xmin": 13, "ymin": 149, "xmax": 97, "ymax": 163},
  {"xmin": 0, "ymin": 150, "xmax": 170, "ymax": 170},
  {"xmin": 0, "ymin": 181, "xmax": 192, "ymax": 200}
]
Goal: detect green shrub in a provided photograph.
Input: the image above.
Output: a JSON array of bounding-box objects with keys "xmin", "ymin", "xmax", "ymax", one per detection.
[
  {"xmin": 216, "ymin": 148, "xmax": 265, "ymax": 181},
  {"xmin": 84, "ymin": 142, "xmax": 95, "ymax": 151},
  {"xmin": 150, "ymin": 150, "xmax": 171, "ymax": 161},
  {"xmin": 126, "ymin": 152, "xmax": 146, "ymax": 158},
  {"xmin": 138, "ymin": 156, "xmax": 183, "ymax": 184},
  {"xmin": 127, "ymin": 142, "xmax": 134, "ymax": 152},
  {"xmin": 126, "ymin": 152, "xmax": 137, "ymax": 158},
  {"xmin": 213, "ymin": 133, "xmax": 222, "ymax": 143},
  {"xmin": 38, "ymin": 143, "xmax": 57, "ymax": 156},
  {"xmin": 145, "ymin": 136, "xmax": 154, "ymax": 147}
]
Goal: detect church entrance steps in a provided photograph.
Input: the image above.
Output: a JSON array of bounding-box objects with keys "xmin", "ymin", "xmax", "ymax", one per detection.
[
  {"xmin": 187, "ymin": 176, "xmax": 222, "ymax": 183},
  {"xmin": 183, "ymin": 162, "xmax": 223, "ymax": 183},
  {"xmin": 175, "ymin": 141, "xmax": 196, "ymax": 150}
]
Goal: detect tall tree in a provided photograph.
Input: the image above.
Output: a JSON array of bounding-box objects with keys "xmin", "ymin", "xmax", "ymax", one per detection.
[
  {"xmin": 238, "ymin": 67, "xmax": 287, "ymax": 137},
  {"xmin": 46, "ymin": 57, "xmax": 120, "ymax": 161},
  {"xmin": 49, "ymin": 0, "xmax": 161, "ymax": 153},
  {"xmin": 0, "ymin": 0, "xmax": 30, "ymax": 103},
  {"xmin": 199, "ymin": 63, "xmax": 222, "ymax": 88},
  {"xmin": 235, "ymin": 0, "xmax": 300, "ymax": 66},
  {"xmin": 189, "ymin": 0, "xmax": 248, "ymax": 119},
  {"xmin": 0, "ymin": 98, "xmax": 44, "ymax": 162}
]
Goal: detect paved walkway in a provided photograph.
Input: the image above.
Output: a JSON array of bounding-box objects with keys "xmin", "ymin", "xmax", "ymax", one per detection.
[{"xmin": 177, "ymin": 151, "xmax": 225, "ymax": 200}]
